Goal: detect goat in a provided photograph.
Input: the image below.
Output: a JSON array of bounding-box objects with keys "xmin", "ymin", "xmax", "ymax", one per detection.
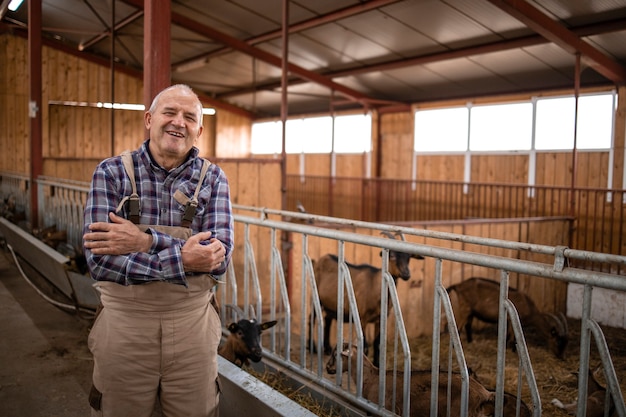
[
  {"xmin": 218, "ymin": 305, "xmax": 277, "ymax": 368},
  {"xmin": 310, "ymin": 232, "xmax": 422, "ymax": 367},
  {"xmin": 326, "ymin": 344, "xmax": 531, "ymax": 417},
  {"xmin": 446, "ymin": 277, "xmax": 569, "ymax": 359},
  {"xmin": 551, "ymin": 365, "xmax": 616, "ymax": 417}
]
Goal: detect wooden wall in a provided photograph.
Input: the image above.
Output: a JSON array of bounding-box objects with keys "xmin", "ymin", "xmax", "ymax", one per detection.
[
  {"xmin": 1, "ymin": 34, "xmax": 29, "ymax": 175},
  {"xmin": 0, "ymin": 33, "xmax": 248, "ymax": 182},
  {"xmin": 3, "ymin": 31, "xmax": 626, "ymax": 191}
]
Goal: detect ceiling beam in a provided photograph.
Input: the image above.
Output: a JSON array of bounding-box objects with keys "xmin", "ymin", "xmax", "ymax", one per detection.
[
  {"xmin": 173, "ymin": 0, "xmax": 401, "ymax": 70},
  {"xmin": 79, "ymin": 9, "xmax": 143, "ymax": 51},
  {"xmin": 486, "ymin": 0, "xmax": 626, "ymax": 85},
  {"xmin": 121, "ymin": 0, "xmax": 386, "ymax": 107},
  {"xmin": 218, "ymin": 17, "xmax": 626, "ymax": 99}
]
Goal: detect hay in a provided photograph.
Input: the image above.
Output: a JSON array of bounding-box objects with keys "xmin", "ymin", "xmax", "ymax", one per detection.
[
  {"xmin": 248, "ymin": 368, "xmax": 347, "ymax": 417},
  {"xmin": 242, "ymin": 316, "xmax": 625, "ymax": 416},
  {"xmin": 407, "ymin": 317, "xmax": 626, "ymax": 416}
]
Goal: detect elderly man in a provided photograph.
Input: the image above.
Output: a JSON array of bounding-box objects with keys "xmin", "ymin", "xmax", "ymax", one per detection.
[{"xmin": 83, "ymin": 84, "xmax": 234, "ymax": 417}]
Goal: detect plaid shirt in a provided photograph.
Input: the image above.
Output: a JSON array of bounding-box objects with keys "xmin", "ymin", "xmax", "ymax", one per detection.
[{"xmin": 83, "ymin": 140, "xmax": 234, "ymax": 286}]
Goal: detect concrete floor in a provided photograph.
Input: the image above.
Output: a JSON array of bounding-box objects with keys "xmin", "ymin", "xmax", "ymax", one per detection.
[
  {"xmin": 0, "ymin": 248, "xmax": 93, "ymax": 417},
  {"xmin": 0, "ymin": 247, "xmax": 321, "ymax": 417}
]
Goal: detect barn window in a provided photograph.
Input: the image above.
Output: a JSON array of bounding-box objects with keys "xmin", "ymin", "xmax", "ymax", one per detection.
[
  {"xmin": 333, "ymin": 114, "xmax": 372, "ymax": 153},
  {"xmin": 251, "ymin": 121, "xmax": 283, "ymax": 154},
  {"xmin": 286, "ymin": 117, "xmax": 333, "ymax": 153},
  {"xmin": 413, "ymin": 91, "xmax": 614, "ymax": 153},
  {"xmin": 469, "ymin": 102, "xmax": 533, "ymax": 151},
  {"xmin": 251, "ymin": 114, "xmax": 371, "ymax": 154},
  {"xmin": 535, "ymin": 93, "xmax": 614, "ymax": 150},
  {"xmin": 414, "ymin": 107, "xmax": 469, "ymax": 152}
]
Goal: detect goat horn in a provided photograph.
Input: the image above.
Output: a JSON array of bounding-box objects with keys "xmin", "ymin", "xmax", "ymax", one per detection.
[
  {"xmin": 225, "ymin": 304, "xmax": 247, "ymax": 319},
  {"xmin": 380, "ymin": 231, "xmax": 396, "ymax": 239},
  {"xmin": 395, "ymin": 231, "xmax": 406, "ymax": 241},
  {"xmin": 248, "ymin": 304, "xmax": 257, "ymax": 320},
  {"xmin": 558, "ymin": 311, "xmax": 568, "ymax": 333},
  {"xmin": 547, "ymin": 313, "xmax": 567, "ymax": 335}
]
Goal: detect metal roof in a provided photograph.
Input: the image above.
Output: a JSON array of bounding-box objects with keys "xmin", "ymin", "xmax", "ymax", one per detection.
[{"xmin": 2, "ymin": 0, "xmax": 626, "ymax": 118}]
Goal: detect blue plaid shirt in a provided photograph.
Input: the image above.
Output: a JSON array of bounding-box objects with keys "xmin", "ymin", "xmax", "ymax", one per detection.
[{"xmin": 83, "ymin": 140, "xmax": 234, "ymax": 286}]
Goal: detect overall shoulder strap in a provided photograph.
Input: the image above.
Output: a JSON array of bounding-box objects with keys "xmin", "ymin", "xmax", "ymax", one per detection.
[
  {"xmin": 181, "ymin": 158, "xmax": 212, "ymax": 228},
  {"xmin": 114, "ymin": 150, "xmax": 141, "ymax": 224}
]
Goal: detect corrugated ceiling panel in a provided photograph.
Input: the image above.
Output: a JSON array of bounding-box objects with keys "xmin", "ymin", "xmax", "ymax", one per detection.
[
  {"xmin": 337, "ymin": 10, "xmax": 443, "ymax": 57},
  {"xmin": 382, "ymin": 1, "xmax": 502, "ymax": 48}
]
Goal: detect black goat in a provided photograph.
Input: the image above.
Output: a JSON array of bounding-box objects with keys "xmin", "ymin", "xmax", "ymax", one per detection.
[{"xmin": 218, "ymin": 305, "xmax": 277, "ymax": 368}]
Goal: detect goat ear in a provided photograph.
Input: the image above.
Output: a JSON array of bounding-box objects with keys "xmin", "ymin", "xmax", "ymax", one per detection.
[
  {"xmin": 261, "ymin": 320, "xmax": 278, "ymax": 331},
  {"xmin": 227, "ymin": 322, "xmax": 239, "ymax": 332}
]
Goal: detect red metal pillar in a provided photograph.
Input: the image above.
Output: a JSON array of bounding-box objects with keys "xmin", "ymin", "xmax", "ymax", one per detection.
[
  {"xmin": 28, "ymin": 0, "xmax": 42, "ymax": 229},
  {"xmin": 143, "ymin": 0, "xmax": 171, "ymax": 112},
  {"xmin": 280, "ymin": 0, "xmax": 291, "ymax": 297}
]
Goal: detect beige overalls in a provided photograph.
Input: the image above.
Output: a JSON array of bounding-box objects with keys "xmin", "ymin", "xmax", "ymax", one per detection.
[{"xmin": 88, "ymin": 152, "xmax": 221, "ymax": 417}]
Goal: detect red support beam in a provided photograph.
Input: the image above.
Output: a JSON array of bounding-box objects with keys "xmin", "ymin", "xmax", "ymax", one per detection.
[
  {"xmin": 486, "ymin": 0, "xmax": 626, "ymax": 85},
  {"xmin": 143, "ymin": 0, "xmax": 171, "ymax": 110},
  {"xmin": 28, "ymin": 0, "xmax": 42, "ymax": 229}
]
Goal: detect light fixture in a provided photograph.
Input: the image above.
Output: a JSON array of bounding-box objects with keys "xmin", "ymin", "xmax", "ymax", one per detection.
[{"xmin": 8, "ymin": 0, "xmax": 24, "ymax": 12}]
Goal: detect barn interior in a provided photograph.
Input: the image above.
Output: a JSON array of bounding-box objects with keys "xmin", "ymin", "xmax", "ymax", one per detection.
[{"xmin": 1, "ymin": 1, "xmax": 626, "ymax": 416}]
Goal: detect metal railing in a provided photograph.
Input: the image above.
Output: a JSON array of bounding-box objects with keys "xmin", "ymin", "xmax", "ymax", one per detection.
[{"xmin": 229, "ymin": 205, "xmax": 626, "ymax": 417}]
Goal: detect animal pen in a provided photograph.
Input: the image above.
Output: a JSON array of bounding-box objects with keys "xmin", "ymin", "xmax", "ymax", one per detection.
[{"xmin": 1, "ymin": 173, "xmax": 625, "ymax": 416}]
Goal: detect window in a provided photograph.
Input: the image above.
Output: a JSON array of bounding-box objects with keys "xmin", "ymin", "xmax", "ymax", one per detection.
[
  {"xmin": 251, "ymin": 121, "xmax": 283, "ymax": 154},
  {"xmin": 251, "ymin": 114, "xmax": 372, "ymax": 154},
  {"xmin": 470, "ymin": 103, "xmax": 532, "ymax": 151},
  {"xmin": 535, "ymin": 93, "xmax": 614, "ymax": 150},
  {"xmin": 414, "ymin": 107, "xmax": 468, "ymax": 152},
  {"xmin": 286, "ymin": 117, "xmax": 333, "ymax": 153},
  {"xmin": 333, "ymin": 114, "xmax": 372, "ymax": 153},
  {"xmin": 414, "ymin": 91, "xmax": 614, "ymax": 152}
]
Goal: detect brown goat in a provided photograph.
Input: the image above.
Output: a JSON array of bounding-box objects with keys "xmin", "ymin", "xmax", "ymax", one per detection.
[
  {"xmin": 446, "ymin": 277, "xmax": 569, "ymax": 359},
  {"xmin": 326, "ymin": 344, "xmax": 531, "ymax": 417},
  {"xmin": 218, "ymin": 305, "xmax": 277, "ymax": 367},
  {"xmin": 311, "ymin": 236, "xmax": 422, "ymax": 367},
  {"xmin": 551, "ymin": 366, "xmax": 616, "ymax": 417}
]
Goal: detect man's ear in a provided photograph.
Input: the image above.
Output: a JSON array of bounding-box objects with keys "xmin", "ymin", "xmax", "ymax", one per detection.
[{"xmin": 144, "ymin": 111, "xmax": 152, "ymax": 129}]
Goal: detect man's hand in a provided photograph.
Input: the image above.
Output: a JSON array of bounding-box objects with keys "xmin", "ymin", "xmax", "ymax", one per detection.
[
  {"xmin": 84, "ymin": 212, "xmax": 152, "ymax": 255},
  {"xmin": 181, "ymin": 231, "xmax": 225, "ymax": 273}
]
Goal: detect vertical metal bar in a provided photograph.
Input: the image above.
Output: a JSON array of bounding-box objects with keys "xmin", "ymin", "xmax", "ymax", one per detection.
[
  {"xmin": 576, "ymin": 284, "xmax": 593, "ymax": 417},
  {"xmin": 379, "ymin": 249, "xmax": 389, "ymax": 407},
  {"xmin": 431, "ymin": 258, "xmax": 443, "ymax": 417},
  {"xmin": 243, "ymin": 224, "xmax": 250, "ymax": 311},
  {"xmin": 495, "ymin": 270, "xmax": 510, "ymax": 416},
  {"xmin": 336, "ymin": 242, "xmax": 345, "ymax": 387}
]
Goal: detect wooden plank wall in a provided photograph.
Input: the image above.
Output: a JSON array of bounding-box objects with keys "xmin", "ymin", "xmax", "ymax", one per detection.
[
  {"xmin": 0, "ymin": 34, "xmax": 29, "ymax": 174},
  {"xmin": 0, "ymin": 34, "xmax": 242, "ymax": 182}
]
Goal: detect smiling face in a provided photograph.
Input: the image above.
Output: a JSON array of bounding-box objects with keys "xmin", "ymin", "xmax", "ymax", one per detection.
[{"xmin": 145, "ymin": 85, "xmax": 203, "ymax": 170}]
